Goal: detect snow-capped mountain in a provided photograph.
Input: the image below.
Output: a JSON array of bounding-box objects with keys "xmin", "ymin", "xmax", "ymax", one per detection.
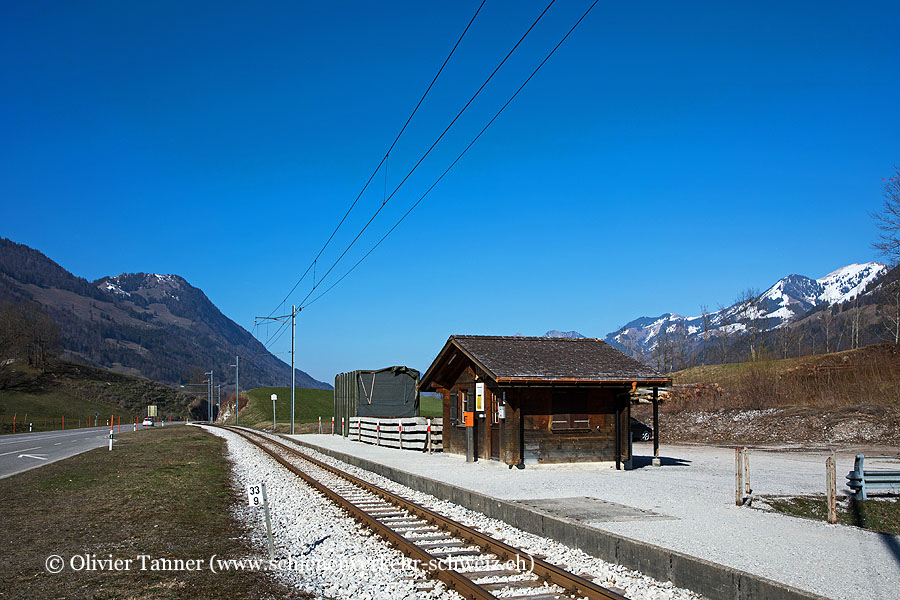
[
  {"xmin": 606, "ymin": 262, "xmax": 887, "ymax": 360},
  {"xmin": 543, "ymin": 330, "xmax": 586, "ymax": 338}
]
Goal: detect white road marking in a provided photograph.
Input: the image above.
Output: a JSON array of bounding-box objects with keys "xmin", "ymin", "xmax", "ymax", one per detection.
[
  {"xmin": 18, "ymin": 454, "xmax": 48, "ymax": 460},
  {"xmin": 0, "ymin": 427, "xmax": 107, "ymax": 445},
  {"xmin": 0, "ymin": 446, "xmax": 42, "ymax": 457},
  {"xmin": 54, "ymin": 442, "xmax": 62, "ymax": 446}
]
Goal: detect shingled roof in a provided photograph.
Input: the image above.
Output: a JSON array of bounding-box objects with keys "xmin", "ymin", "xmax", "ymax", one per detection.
[{"xmin": 420, "ymin": 335, "xmax": 669, "ymax": 388}]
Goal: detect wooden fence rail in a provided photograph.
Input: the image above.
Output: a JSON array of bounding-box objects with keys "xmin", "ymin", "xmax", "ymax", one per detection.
[{"xmin": 345, "ymin": 417, "xmax": 443, "ymax": 452}]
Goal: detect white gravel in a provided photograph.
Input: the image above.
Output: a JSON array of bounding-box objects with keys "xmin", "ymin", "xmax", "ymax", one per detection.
[
  {"xmin": 203, "ymin": 426, "xmax": 462, "ymax": 600},
  {"xmin": 289, "ymin": 434, "xmax": 900, "ymax": 600},
  {"xmin": 232, "ymin": 429, "xmax": 704, "ymax": 600}
]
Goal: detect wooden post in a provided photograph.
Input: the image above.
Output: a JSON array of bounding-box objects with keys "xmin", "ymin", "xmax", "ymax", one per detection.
[
  {"xmin": 62, "ymin": 415, "xmax": 64, "ymax": 430},
  {"xmin": 652, "ymin": 386, "xmax": 660, "ymax": 460},
  {"xmin": 743, "ymin": 447, "xmax": 750, "ymax": 495},
  {"xmin": 826, "ymin": 452, "xmax": 837, "ymax": 524},
  {"xmin": 735, "ymin": 447, "xmax": 744, "ymax": 506}
]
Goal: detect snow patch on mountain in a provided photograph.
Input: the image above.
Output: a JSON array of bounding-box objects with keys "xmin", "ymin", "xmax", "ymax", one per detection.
[{"xmin": 101, "ymin": 281, "xmax": 131, "ymax": 297}]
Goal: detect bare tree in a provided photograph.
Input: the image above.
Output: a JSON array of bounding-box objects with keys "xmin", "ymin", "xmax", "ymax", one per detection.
[
  {"xmin": 873, "ymin": 166, "xmax": 900, "ymax": 264},
  {"xmin": 778, "ymin": 324, "xmax": 796, "ymax": 359},
  {"xmin": 716, "ymin": 304, "xmax": 732, "ymax": 363},
  {"xmin": 821, "ymin": 302, "xmax": 835, "ymax": 353},
  {"xmin": 0, "ymin": 303, "xmax": 27, "ymax": 387},
  {"xmin": 0, "ymin": 303, "xmax": 60, "ymax": 380},
  {"xmin": 700, "ymin": 305, "xmax": 712, "ymax": 365},
  {"xmin": 736, "ymin": 288, "xmax": 763, "ymax": 361},
  {"xmin": 877, "ymin": 278, "xmax": 900, "ymax": 344},
  {"xmin": 671, "ymin": 319, "xmax": 690, "ymax": 371}
]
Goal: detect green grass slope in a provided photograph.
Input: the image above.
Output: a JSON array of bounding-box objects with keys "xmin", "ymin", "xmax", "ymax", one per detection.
[
  {"xmin": 0, "ymin": 359, "xmax": 194, "ymax": 434},
  {"xmin": 231, "ymin": 386, "xmax": 442, "ymax": 432}
]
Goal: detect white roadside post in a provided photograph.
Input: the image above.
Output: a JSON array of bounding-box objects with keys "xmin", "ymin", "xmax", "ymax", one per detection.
[
  {"xmin": 247, "ymin": 482, "xmax": 276, "ymax": 560},
  {"xmin": 271, "ymin": 394, "xmax": 277, "ymax": 431}
]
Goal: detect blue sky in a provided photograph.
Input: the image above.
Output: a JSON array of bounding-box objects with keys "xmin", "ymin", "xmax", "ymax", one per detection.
[{"xmin": 2, "ymin": 1, "xmax": 899, "ymax": 384}]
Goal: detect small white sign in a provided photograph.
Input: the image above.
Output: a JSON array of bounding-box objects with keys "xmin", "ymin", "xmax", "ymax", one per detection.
[
  {"xmin": 475, "ymin": 382, "xmax": 485, "ymax": 412},
  {"xmin": 247, "ymin": 483, "xmax": 264, "ymax": 507}
]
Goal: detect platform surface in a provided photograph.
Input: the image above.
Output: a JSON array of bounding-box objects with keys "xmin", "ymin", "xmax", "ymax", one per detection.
[{"xmin": 289, "ymin": 433, "xmax": 900, "ymax": 600}]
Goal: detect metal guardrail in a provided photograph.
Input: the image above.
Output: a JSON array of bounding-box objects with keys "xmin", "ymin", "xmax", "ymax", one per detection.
[{"xmin": 846, "ymin": 454, "xmax": 900, "ymax": 500}]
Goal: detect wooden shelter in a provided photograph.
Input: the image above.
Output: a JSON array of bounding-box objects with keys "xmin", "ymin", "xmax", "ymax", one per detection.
[{"xmin": 419, "ymin": 335, "xmax": 670, "ymax": 468}]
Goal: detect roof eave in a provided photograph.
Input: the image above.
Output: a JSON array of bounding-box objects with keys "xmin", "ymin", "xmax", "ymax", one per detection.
[{"xmin": 494, "ymin": 376, "xmax": 671, "ymax": 385}]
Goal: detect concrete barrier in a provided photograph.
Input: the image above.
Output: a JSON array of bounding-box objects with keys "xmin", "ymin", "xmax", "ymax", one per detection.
[{"xmin": 281, "ymin": 435, "xmax": 826, "ymax": 600}]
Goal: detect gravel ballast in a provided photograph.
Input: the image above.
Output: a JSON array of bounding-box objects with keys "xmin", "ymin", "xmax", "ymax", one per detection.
[
  {"xmin": 208, "ymin": 426, "xmax": 702, "ymax": 600},
  {"xmin": 204, "ymin": 426, "xmax": 460, "ymax": 600},
  {"xmin": 288, "ymin": 434, "xmax": 900, "ymax": 600}
]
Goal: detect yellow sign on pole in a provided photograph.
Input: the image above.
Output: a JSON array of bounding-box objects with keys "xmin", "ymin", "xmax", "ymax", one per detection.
[
  {"xmin": 148, "ymin": 405, "xmax": 158, "ymax": 417},
  {"xmin": 475, "ymin": 382, "xmax": 485, "ymax": 412}
]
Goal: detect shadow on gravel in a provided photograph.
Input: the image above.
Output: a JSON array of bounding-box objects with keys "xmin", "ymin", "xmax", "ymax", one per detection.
[
  {"xmin": 300, "ymin": 535, "xmax": 331, "ymax": 556},
  {"xmin": 850, "ymin": 497, "xmax": 900, "ymax": 568},
  {"xmin": 630, "ymin": 456, "xmax": 692, "ymax": 469}
]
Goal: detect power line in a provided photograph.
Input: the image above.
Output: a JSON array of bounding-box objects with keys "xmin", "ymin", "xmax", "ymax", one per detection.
[
  {"xmin": 297, "ymin": 0, "xmax": 558, "ymax": 308},
  {"xmin": 263, "ymin": 0, "xmax": 487, "ymax": 321},
  {"xmin": 303, "ymin": 1, "xmax": 600, "ymax": 309}
]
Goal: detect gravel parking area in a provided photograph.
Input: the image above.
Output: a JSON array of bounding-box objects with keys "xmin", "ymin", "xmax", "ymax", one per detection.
[{"xmin": 291, "ymin": 434, "xmax": 900, "ymax": 600}]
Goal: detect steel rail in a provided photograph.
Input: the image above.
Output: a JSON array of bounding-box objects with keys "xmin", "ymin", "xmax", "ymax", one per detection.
[{"xmin": 221, "ymin": 425, "xmax": 628, "ymax": 600}]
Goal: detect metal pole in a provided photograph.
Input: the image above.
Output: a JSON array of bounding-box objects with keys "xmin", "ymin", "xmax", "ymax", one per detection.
[
  {"xmin": 272, "ymin": 394, "xmax": 277, "ymax": 430},
  {"xmin": 261, "ymin": 483, "xmax": 275, "ymax": 560},
  {"xmin": 205, "ymin": 371, "xmax": 213, "ymax": 422},
  {"xmin": 234, "ymin": 356, "xmax": 239, "ymax": 426},
  {"xmin": 291, "ymin": 304, "xmax": 296, "ymax": 435}
]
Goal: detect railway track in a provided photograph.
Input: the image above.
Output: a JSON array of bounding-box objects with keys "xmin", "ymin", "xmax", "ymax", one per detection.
[{"xmin": 220, "ymin": 425, "xmax": 628, "ymax": 600}]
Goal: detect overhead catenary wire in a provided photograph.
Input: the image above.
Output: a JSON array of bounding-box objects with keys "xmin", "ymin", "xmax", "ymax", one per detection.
[
  {"xmin": 262, "ymin": 0, "xmax": 487, "ymax": 322},
  {"xmin": 303, "ymin": 0, "xmax": 601, "ymax": 309},
  {"xmin": 296, "ymin": 0, "xmax": 558, "ymax": 309}
]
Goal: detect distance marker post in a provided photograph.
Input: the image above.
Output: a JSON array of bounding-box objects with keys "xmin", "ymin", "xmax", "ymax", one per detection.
[{"xmin": 247, "ymin": 482, "xmax": 275, "ymax": 560}]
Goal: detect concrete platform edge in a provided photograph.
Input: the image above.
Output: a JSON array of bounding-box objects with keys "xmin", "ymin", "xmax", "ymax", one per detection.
[{"xmin": 282, "ymin": 435, "xmax": 827, "ymax": 600}]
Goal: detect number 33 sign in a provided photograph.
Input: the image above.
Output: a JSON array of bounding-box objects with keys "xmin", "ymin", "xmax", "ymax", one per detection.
[{"xmin": 247, "ymin": 483, "xmax": 264, "ymax": 507}]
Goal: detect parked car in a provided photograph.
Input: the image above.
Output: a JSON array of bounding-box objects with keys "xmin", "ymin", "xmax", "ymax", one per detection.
[
  {"xmin": 142, "ymin": 417, "xmax": 154, "ymax": 427},
  {"xmin": 630, "ymin": 417, "xmax": 652, "ymax": 441}
]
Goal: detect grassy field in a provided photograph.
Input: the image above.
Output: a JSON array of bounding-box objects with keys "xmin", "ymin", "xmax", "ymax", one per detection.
[
  {"xmin": 0, "ymin": 360, "xmax": 192, "ymax": 434},
  {"xmin": 667, "ymin": 344, "xmax": 900, "ymax": 411},
  {"xmin": 230, "ymin": 386, "xmax": 442, "ymax": 433},
  {"xmin": 0, "ymin": 425, "xmax": 306, "ymax": 599},
  {"xmin": 764, "ymin": 496, "xmax": 900, "ymax": 535}
]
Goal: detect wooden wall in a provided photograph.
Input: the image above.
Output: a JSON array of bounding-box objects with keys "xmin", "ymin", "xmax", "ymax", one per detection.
[{"xmin": 438, "ymin": 359, "xmax": 631, "ymax": 465}]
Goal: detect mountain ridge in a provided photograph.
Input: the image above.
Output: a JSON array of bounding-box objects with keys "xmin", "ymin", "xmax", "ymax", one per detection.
[
  {"xmin": 605, "ymin": 261, "xmax": 888, "ymax": 365},
  {"xmin": 0, "ymin": 237, "xmax": 330, "ymax": 390}
]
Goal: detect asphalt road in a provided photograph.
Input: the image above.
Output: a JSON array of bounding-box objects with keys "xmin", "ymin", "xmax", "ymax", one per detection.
[{"xmin": 0, "ymin": 422, "xmax": 182, "ymax": 479}]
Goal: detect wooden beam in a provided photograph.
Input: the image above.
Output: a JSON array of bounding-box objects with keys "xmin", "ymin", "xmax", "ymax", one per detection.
[{"xmin": 652, "ymin": 386, "xmax": 659, "ymax": 459}]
